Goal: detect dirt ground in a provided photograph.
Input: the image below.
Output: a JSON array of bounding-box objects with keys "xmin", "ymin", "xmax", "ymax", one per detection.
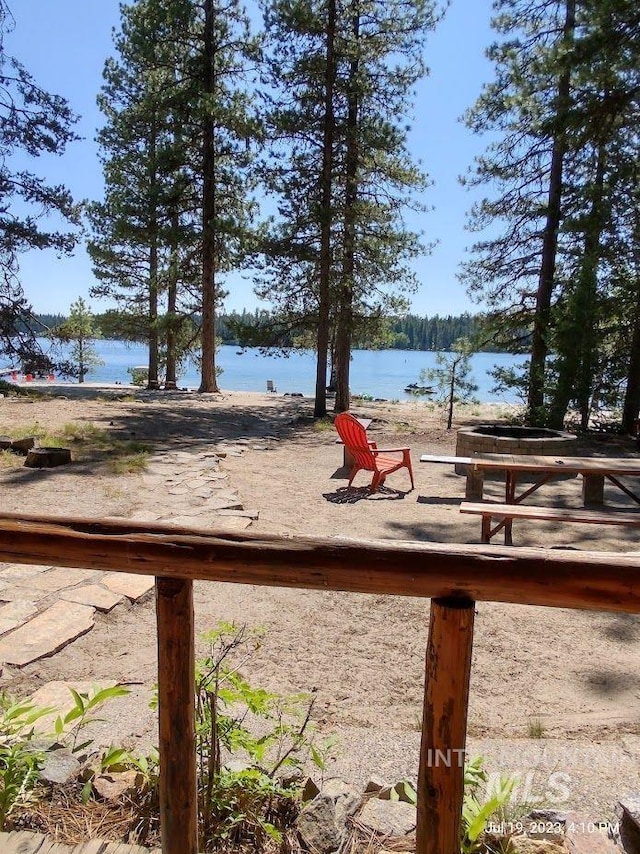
[{"xmin": 1, "ymin": 385, "xmax": 640, "ymax": 818}]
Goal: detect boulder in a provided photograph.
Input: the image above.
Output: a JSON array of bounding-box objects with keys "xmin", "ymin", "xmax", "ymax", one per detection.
[
  {"xmin": 297, "ymin": 793, "xmax": 341, "ymax": 854},
  {"xmin": 39, "ymin": 748, "xmax": 81, "ymax": 785}
]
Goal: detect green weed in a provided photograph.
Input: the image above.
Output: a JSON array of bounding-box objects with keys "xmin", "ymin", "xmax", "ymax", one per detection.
[{"xmin": 527, "ymin": 716, "xmax": 546, "ymax": 739}]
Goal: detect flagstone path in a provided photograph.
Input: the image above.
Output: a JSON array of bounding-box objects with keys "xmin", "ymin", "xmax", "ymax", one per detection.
[{"xmin": 0, "ymin": 441, "xmax": 261, "ymax": 669}]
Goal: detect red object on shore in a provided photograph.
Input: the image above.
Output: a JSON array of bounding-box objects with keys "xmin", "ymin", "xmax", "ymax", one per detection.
[
  {"xmin": 25, "ymin": 374, "xmax": 33, "ymax": 382},
  {"xmin": 334, "ymin": 411, "xmax": 414, "ymax": 493}
]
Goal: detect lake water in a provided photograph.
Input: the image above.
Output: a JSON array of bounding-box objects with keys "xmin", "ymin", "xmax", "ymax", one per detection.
[{"xmin": 36, "ymin": 340, "xmax": 525, "ymax": 403}]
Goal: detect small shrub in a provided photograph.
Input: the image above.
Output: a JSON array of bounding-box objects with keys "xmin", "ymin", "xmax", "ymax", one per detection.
[
  {"xmin": 527, "ymin": 716, "xmax": 546, "ymax": 739},
  {"xmin": 108, "ymin": 451, "xmax": 150, "ymax": 475},
  {"xmin": 149, "ymin": 622, "xmax": 329, "ymax": 851},
  {"xmin": 461, "ymin": 756, "xmax": 519, "ymax": 853}
]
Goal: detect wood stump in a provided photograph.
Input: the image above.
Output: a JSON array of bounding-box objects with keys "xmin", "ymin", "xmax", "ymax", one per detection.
[
  {"xmin": 11, "ymin": 437, "xmax": 35, "ymax": 454},
  {"xmin": 24, "ymin": 447, "xmax": 71, "ymax": 468}
]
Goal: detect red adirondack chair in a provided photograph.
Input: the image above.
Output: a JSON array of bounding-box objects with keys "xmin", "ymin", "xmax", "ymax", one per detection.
[{"xmin": 334, "ymin": 412, "xmax": 414, "ymax": 493}]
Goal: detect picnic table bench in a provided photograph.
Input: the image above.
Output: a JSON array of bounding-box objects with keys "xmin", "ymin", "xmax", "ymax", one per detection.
[{"xmin": 460, "ymin": 501, "xmax": 640, "ymax": 544}]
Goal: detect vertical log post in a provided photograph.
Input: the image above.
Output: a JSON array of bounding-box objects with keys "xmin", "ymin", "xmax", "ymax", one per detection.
[
  {"xmin": 156, "ymin": 578, "xmax": 198, "ymax": 854},
  {"xmin": 417, "ymin": 597, "xmax": 476, "ymax": 854}
]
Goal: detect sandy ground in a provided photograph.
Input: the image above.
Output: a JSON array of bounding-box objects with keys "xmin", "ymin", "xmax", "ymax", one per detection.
[{"xmin": 1, "ymin": 385, "xmax": 640, "ymax": 819}]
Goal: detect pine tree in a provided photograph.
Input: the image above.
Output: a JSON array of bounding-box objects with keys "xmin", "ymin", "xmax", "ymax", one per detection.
[
  {"xmin": 50, "ymin": 298, "xmax": 104, "ymax": 383},
  {"xmin": 259, "ymin": 0, "xmax": 436, "ymax": 416},
  {"xmin": 89, "ymin": 0, "xmax": 258, "ymax": 393},
  {"xmin": 0, "ymin": 0, "xmax": 80, "ymax": 368},
  {"xmin": 462, "ymin": 0, "xmax": 640, "ymax": 428}
]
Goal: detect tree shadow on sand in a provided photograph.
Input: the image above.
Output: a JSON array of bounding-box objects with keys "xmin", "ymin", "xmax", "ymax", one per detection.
[{"xmin": 323, "ymin": 485, "xmax": 409, "ymax": 504}]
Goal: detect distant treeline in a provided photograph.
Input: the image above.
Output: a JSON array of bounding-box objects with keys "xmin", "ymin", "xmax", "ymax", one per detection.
[{"xmin": 30, "ymin": 309, "xmax": 497, "ymax": 352}]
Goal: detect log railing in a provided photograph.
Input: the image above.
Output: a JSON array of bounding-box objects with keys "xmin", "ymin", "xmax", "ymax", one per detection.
[{"xmin": 0, "ymin": 511, "xmax": 639, "ymax": 854}]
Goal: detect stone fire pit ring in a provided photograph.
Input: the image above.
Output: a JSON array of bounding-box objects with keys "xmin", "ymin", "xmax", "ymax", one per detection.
[{"xmin": 455, "ymin": 424, "xmax": 577, "ymax": 475}]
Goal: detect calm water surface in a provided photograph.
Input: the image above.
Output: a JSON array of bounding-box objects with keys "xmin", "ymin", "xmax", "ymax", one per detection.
[{"xmin": 42, "ymin": 341, "xmax": 526, "ymax": 404}]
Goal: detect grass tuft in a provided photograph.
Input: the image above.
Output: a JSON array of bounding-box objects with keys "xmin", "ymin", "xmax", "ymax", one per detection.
[{"xmin": 527, "ymin": 716, "xmax": 546, "ymax": 739}]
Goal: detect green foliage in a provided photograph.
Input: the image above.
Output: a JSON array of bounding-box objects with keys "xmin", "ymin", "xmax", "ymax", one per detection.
[
  {"xmin": 192, "ymin": 622, "xmax": 323, "ymax": 849},
  {"xmin": 53, "ymin": 684, "xmax": 131, "ymax": 754},
  {"xmin": 127, "ymin": 366, "xmax": 148, "ymax": 387},
  {"xmin": 421, "ymin": 338, "xmax": 479, "ymax": 429},
  {"xmin": 0, "ymin": 2, "xmax": 80, "ymax": 370},
  {"xmin": 0, "ymin": 684, "xmax": 147, "ymax": 829},
  {"xmin": 50, "ymin": 298, "xmax": 104, "ymax": 383},
  {"xmin": 461, "ymin": 756, "xmax": 518, "ymax": 854}
]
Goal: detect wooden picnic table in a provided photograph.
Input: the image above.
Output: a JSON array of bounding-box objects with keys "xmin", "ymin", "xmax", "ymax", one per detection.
[
  {"xmin": 468, "ymin": 453, "xmax": 640, "ymax": 503},
  {"xmin": 421, "ymin": 452, "xmax": 640, "ymax": 544},
  {"xmin": 465, "ymin": 453, "xmax": 640, "ymax": 544}
]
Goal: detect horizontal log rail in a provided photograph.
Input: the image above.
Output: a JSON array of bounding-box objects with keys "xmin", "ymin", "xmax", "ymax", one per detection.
[
  {"xmin": 0, "ymin": 511, "xmax": 639, "ymax": 854},
  {"xmin": 0, "ymin": 512, "xmax": 639, "ymax": 612}
]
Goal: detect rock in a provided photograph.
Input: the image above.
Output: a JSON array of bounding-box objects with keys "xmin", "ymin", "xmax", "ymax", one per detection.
[
  {"xmin": 510, "ymin": 839, "xmax": 566, "ymax": 854},
  {"xmin": 61, "ymin": 584, "xmax": 124, "ymax": 612},
  {"xmin": 364, "ymin": 777, "xmax": 386, "ymax": 794},
  {"xmin": 358, "ymin": 798, "xmax": 416, "ymax": 837},
  {"xmin": 39, "ymin": 748, "xmax": 81, "ymax": 785},
  {"xmin": 619, "ymin": 795, "xmax": 640, "ymax": 853},
  {"xmin": 564, "ymin": 812, "xmax": 620, "ymax": 853},
  {"xmin": 102, "ymin": 572, "xmax": 154, "ymax": 601},
  {"xmin": 302, "ymin": 776, "xmax": 320, "ymax": 802},
  {"xmin": 0, "ymin": 601, "xmax": 95, "ymax": 666},
  {"xmin": 297, "ymin": 793, "xmax": 341, "ymax": 854},
  {"xmin": 321, "ymin": 777, "xmax": 360, "ymax": 825},
  {"xmin": 93, "ymin": 769, "xmax": 141, "ymax": 802},
  {"xmin": 0, "ymin": 599, "xmax": 38, "ymax": 635}
]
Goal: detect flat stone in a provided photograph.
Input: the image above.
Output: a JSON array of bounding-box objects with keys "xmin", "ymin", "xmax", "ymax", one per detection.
[
  {"xmin": 93, "ymin": 769, "xmax": 141, "ymax": 802},
  {"xmin": 0, "ymin": 599, "xmax": 38, "ymax": 635},
  {"xmin": 102, "ymin": 573, "xmax": 155, "ymax": 601},
  {"xmin": 358, "ymin": 798, "xmax": 416, "ymax": 837},
  {"xmin": 161, "ymin": 515, "xmax": 204, "ymax": 528},
  {"xmin": 194, "ymin": 489, "xmax": 214, "ymax": 499},
  {"xmin": 61, "ymin": 584, "xmax": 124, "ymax": 612},
  {"xmin": 0, "ymin": 585, "xmax": 47, "ymax": 604},
  {"xmin": 0, "ymin": 563, "xmax": 51, "ymax": 580},
  {"xmin": 15, "ymin": 566, "xmax": 98, "ymax": 593},
  {"xmin": 207, "ymin": 497, "xmax": 244, "ymax": 511},
  {"xmin": 0, "ymin": 601, "xmax": 95, "ymax": 666},
  {"xmin": 564, "ymin": 812, "xmax": 619, "ymax": 853}
]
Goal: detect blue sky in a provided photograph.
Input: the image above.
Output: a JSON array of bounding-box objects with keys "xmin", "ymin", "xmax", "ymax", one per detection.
[{"xmin": 5, "ymin": 0, "xmax": 495, "ymax": 317}]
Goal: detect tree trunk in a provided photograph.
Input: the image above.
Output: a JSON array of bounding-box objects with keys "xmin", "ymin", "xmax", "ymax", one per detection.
[
  {"xmin": 165, "ymin": 209, "xmax": 179, "ymax": 391},
  {"xmin": 622, "ymin": 275, "xmax": 640, "ymax": 434},
  {"xmin": 199, "ymin": 0, "xmax": 220, "ymax": 393},
  {"xmin": 447, "ymin": 360, "xmax": 456, "ymax": 430},
  {"xmin": 147, "ymin": 113, "xmax": 160, "ymax": 391},
  {"xmin": 334, "ymin": 2, "xmax": 360, "ymax": 415},
  {"xmin": 313, "ymin": 0, "xmax": 337, "ymax": 418},
  {"xmin": 527, "ymin": 0, "xmax": 575, "ymax": 426},
  {"xmin": 148, "ymin": 237, "xmax": 160, "ymax": 390},
  {"xmin": 548, "ymin": 139, "xmax": 606, "ymax": 430}
]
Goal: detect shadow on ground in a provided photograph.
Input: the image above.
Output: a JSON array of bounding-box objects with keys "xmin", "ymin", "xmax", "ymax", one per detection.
[{"xmin": 323, "ymin": 485, "xmax": 409, "ymax": 504}]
